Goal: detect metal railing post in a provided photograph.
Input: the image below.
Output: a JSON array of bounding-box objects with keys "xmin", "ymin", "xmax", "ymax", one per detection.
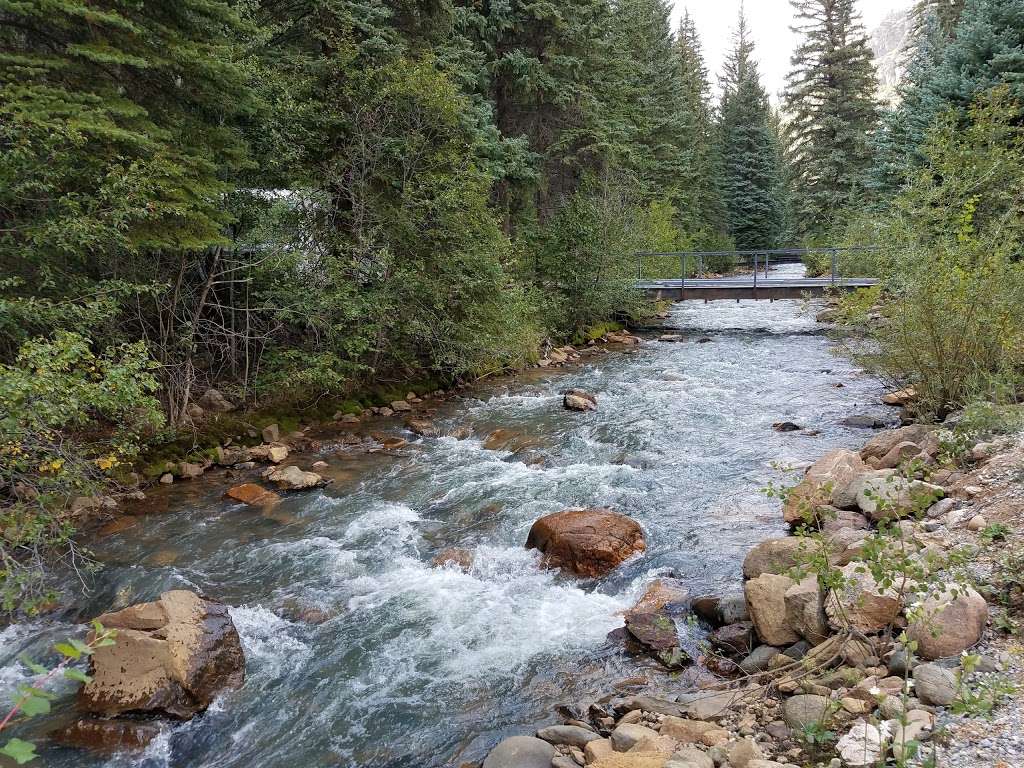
[
  {"xmin": 752, "ymin": 253, "xmax": 758, "ymax": 289},
  {"xmin": 764, "ymin": 252, "xmax": 769, "ymax": 277},
  {"xmin": 637, "ymin": 253, "xmax": 642, "ymax": 281},
  {"xmin": 830, "ymin": 249, "xmax": 837, "ymax": 285}
]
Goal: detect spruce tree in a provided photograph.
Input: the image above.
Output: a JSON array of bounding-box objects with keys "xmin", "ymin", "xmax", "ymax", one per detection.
[
  {"xmin": 783, "ymin": 0, "xmax": 879, "ymax": 237},
  {"xmin": 717, "ymin": 9, "xmax": 783, "ymax": 251}
]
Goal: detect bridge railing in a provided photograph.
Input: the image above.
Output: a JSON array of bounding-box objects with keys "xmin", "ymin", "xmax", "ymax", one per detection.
[{"xmin": 635, "ymin": 246, "xmax": 879, "ymax": 287}]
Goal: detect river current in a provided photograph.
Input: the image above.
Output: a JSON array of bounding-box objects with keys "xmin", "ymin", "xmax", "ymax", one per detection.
[{"xmin": 0, "ymin": 266, "xmax": 891, "ymax": 767}]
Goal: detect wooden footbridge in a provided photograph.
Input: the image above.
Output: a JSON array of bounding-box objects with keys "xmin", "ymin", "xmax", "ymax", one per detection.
[{"xmin": 636, "ymin": 247, "xmax": 879, "ymax": 301}]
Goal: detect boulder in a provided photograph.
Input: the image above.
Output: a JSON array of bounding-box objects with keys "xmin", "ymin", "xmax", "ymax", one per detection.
[
  {"xmin": 836, "ymin": 722, "xmax": 883, "ymax": 767},
  {"xmin": 526, "ymin": 509, "xmax": 645, "ymax": 577},
  {"xmin": 666, "ymin": 746, "xmax": 713, "ymax": 768},
  {"xmin": 772, "ymin": 421, "xmax": 802, "ymax": 432},
  {"xmin": 261, "ymin": 423, "xmax": 280, "ymax": 443},
  {"xmin": 906, "ymin": 585, "xmax": 988, "ymax": 660},
  {"xmin": 913, "ymin": 663, "xmax": 957, "ymax": 706},
  {"xmin": 265, "ymin": 465, "xmax": 323, "ymax": 490},
  {"xmin": 739, "ymin": 645, "xmax": 781, "ymax": 674},
  {"xmin": 564, "ymin": 389, "xmax": 598, "ymax": 412},
  {"xmin": 742, "ymin": 537, "xmax": 806, "ymax": 579},
  {"xmin": 819, "ymin": 507, "xmax": 870, "ymax": 534},
  {"xmin": 178, "ymin": 462, "xmax": 204, "ymax": 480},
  {"xmin": 405, "ymin": 417, "xmax": 438, "ymax": 437},
  {"xmin": 249, "ymin": 443, "xmax": 289, "ymax": 464},
  {"xmin": 691, "ymin": 593, "xmax": 748, "ymax": 627},
  {"xmin": 860, "ymin": 425, "xmax": 935, "ymax": 463},
  {"xmin": 628, "ymin": 734, "xmax": 679, "ymax": 755},
  {"xmin": 658, "ymin": 717, "xmax": 715, "ymax": 745},
  {"xmin": 873, "ymin": 441, "xmax": 924, "ymax": 470},
  {"xmin": 224, "ymin": 483, "xmax": 280, "ymax": 507},
  {"xmin": 708, "ymin": 622, "xmax": 755, "ymax": 656},
  {"xmin": 727, "ymin": 738, "xmax": 764, "ymax": 768},
  {"xmin": 744, "ymin": 573, "xmax": 799, "ymax": 646},
  {"xmin": 586, "ymin": 739, "xmax": 616, "ymax": 763},
  {"xmin": 79, "ymin": 590, "xmax": 244, "ymax": 719},
  {"xmin": 843, "ymin": 414, "xmax": 889, "ymax": 429},
  {"xmin": 390, "ymin": 400, "xmax": 413, "ymax": 412},
  {"xmin": 784, "ymin": 576, "xmax": 830, "ymax": 645},
  {"xmin": 624, "ymin": 612, "xmax": 690, "ymax": 669},
  {"xmin": 882, "ymin": 387, "xmax": 917, "ymax": 406},
  {"xmin": 431, "ymin": 547, "xmax": 474, "ymax": 571},
  {"xmin": 54, "ymin": 718, "xmax": 161, "ymax": 754},
  {"xmin": 825, "ymin": 563, "xmax": 902, "ymax": 633},
  {"xmin": 537, "ymin": 725, "xmax": 600, "ymax": 748},
  {"xmin": 783, "ymin": 694, "xmax": 831, "ymax": 730},
  {"xmin": 851, "ymin": 472, "xmax": 943, "ymax": 521},
  {"xmin": 482, "ymin": 736, "xmax": 555, "ymax": 768},
  {"xmin": 215, "ymin": 445, "xmax": 250, "ymax": 466},
  {"xmin": 783, "ymin": 449, "xmax": 867, "ymax": 525},
  {"xmin": 591, "ymin": 754, "xmax": 671, "ymax": 768},
  {"xmin": 197, "ymin": 388, "xmax": 234, "ymax": 413},
  {"xmin": 611, "ymin": 723, "xmax": 660, "ymax": 752}
]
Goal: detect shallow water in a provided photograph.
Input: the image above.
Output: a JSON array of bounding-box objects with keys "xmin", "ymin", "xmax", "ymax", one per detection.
[{"xmin": 0, "ymin": 266, "xmax": 893, "ymax": 767}]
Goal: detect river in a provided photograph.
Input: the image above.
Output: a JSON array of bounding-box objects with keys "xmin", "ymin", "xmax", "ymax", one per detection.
[{"xmin": 0, "ymin": 266, "xmax": 890, "ymax": 767}]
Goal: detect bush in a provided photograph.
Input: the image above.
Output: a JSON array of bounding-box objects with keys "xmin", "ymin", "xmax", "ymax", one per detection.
[{"xmin": 0, "ymin": 332, "xmax": 162, "ymax": 613}]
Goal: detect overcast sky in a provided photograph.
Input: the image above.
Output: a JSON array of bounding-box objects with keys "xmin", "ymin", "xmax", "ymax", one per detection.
[{"xmin": 672, "ymin": 0, "xmax": 913, "ymax": 101}]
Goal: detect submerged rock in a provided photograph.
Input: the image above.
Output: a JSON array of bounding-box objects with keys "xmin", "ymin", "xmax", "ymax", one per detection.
[
  {"xmin": 564, "ymin": 389, "xmax": 598, "ymax": 412},
  {"xmin": 54, "ymin": 717, "xmax": 161, "ymax": 754},
  {"xmin": 80, "ymin": 590, "xmax": 245, "ymax": 719},
  {"xmin": 431, "ymin": 547, "xmax": 474, "ymax": 571},
  {"xmin": 224, "ymin": 483, "xmax": 280, "ymax": 507},
  {"xmin": 265, "ymin": 464, "xmax": 323, "ymax": 490},
  {"xmin": 526, "ymin": 508, "xmax": 645, "ymax": 577}
]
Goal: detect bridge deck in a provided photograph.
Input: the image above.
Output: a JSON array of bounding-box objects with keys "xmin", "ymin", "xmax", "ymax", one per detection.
[{"xmin": 638, "ymin": 277, "xmax": 878, "ymax": 301}]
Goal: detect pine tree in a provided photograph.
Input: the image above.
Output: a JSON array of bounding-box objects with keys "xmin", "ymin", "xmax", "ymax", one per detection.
[
  {"xmin": 717, "ymin": 9, "xmax": 783, "ymax": 251},
  {"xmin": 783, "ymin": 0, "xmax": 879, "ymax": 237},
  {"xmin": 911, "ymin": 0, "xmax": 968, "ymax": 40}
]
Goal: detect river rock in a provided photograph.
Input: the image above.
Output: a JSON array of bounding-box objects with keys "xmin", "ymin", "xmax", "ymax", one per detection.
[
  {"xmin": 666, "ymin": 746, "xmax": 713, "ymax": 768},
  {"xmin": 913, "ymin": 663, "xmax": 957, "ymax": 706},
  {"xmin": 739, "ymin": 644, "xmax": 780, "ymax": 674},
  {"xmin": 783, "ymin": 694, "xmax": 831, "ymax": 730},
  {"xmin": 836, "ymin": 722, "xmax": 883, "ymax": 767},
  {"xmin": 390, "ymin": 400, "xmax": 413, "ymax": 412},
  {"xmin": 691, "ymin": 592, "xmax": 749, "ymax": 626},
  {"xmin": 708, "ymin": 622, "xmax": 755, "ymax": 656},
  {"xmin": 851, "ymin": 472, "xmax": 943, "ymax": 521},
  {"xmin": 772, "ymin": 421, "xmax": 802, "ymax": 432},
  {"xmin": 537, "ymin": 725, "xmax": 600, "ymax": 748},
  {"xmin": 907, "ymin": 585, "xmax": 987, "ymax": 659},
  {"xmin": 624, "ymin": 612, "xmax": 690, "ymax": 669},
  {"xmin": 405, "ymin": 417, "xmax": 438, "ymax": 437},
  {"xmin": 843, "ymin": 414, "xmax": 889, "ymax": 429},
  {"xmin": 482, "ymin": 735, "xmax": 554, "ymax": 768},
  {"xmin": 825, "ymin": 563, "xmax": 902, "ymax": 633},
  {"xmin": 178, "ymin": 461, "xmax": 204, "ymax": 480},
  {"xmin": 526, "ymin": 508, "xmax": 645, "ymax": 577},
  {"xmin": 819, "ymin": 507, "xmax": 870, "ymax": 534},
  {"xmin": 249, "ymin": 443, "xmax": 289, "ymax": 464},
  {"xmin": 727, "ymin": 738, "xmax": 764, "ymax": 768},
  {"xmin": 431, "ymin": 547, "xmax": 474, "ymax": 571},
  {"xmin": 564, "ymin": 389, "xmax": 598, "ymax": 412},
  {"xmin": 586, "ymin": 738, "xmax": 616, "ymax": 763},
  {"xmin": 261, "ymin": 423, "xmax": 280, "ymax": 443},
  {"xmin": 482, "ymin": 428, "xmax": 521, "ymax": 451},
  {"xmin": 882, "ymin": 387, "xmax": 917, "ymax": 406},
  {"xmin": 266, "ymin": 465, "xmax": 323, "ymax": 490},
  {"xmin": 54, "ymin": 717, "xmax": 161, "ymax": 753},
  {"xmin": 79, "ymin": 590, "xmax": 244, "ymax": 719},
  {"xmin": 224, "ymin": 483, "xmax": 280, "ymax": 507},
  {"xmin": 860, "ymin": 425, "xmax": 935, "ymax": 462},
  {"xmin": 659, "ymin": 717, "xmax": 715, "ymax": 745},
  {"xmin": 197, "ymin": 388, "xmax": 235, "ymax": 413},
  {"xmin": 784, "ymin": 576, "xmax": 830, "ymax": 645},
  {"xmin": 742, "ymin": 537, "xmax": 806, "ymax": 579},
  {"xmin": 611, "ymin": 723, "xmax": 660, "ymax": 752},
  {"xmin": 783, "ymin": 449, "xmax": 867, "ymax": 525},
  {"xmin": 745, "ymin": 573, "xmax": 799, "ymax": 646},
  {"xmin": 627, "ymin": 579, "xmax": 689, "ymax": 617}
]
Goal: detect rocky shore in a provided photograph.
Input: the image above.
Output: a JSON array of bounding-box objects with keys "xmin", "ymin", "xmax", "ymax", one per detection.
[{"xmin": 478, "ymin": 394, "xmax": 1024, "ymax": 768}]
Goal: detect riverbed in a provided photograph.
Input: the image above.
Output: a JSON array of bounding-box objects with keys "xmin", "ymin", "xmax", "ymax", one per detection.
[{"xmin": 0, "ymin": 270, "xmax": 892, "ymax": 767}]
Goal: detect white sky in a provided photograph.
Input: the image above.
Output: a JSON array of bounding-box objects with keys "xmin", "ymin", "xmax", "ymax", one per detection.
[{"xmin": 672, "ymin": 0, "xmax": 913, "ymax": 101}]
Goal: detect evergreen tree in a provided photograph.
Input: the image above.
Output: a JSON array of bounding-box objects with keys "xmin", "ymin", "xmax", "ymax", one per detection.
[
  {"xmin": 783, "ymin": 0, "xmax": 879, "ymax": 237},
  {"xmin": 717, "ymin": 9, "xmax": 783, "ymax": 251},
  {"xmin": 911, "ymin": 0, "xmax": 968, "ymax": 41}
]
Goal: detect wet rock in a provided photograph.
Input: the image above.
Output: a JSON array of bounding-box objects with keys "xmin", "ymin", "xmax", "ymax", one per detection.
[
  {"xmin": 627, "ymin": 579, "xmax": 689, "ymax": 617},
  {"xmin": 390, "ymin": 400, "xmax": 413, "ymax": 412},
  {"xmin": 742, "ymin": 537, "xmax": 806, "ymax": 579},
  {"xmin": 431, "ymin": 547, "xmax": 474, "ymax": 571},
  {"xmin": 482, "ymin": 735, "xmax": 554, "ymax": 768},
  {"xmin": 405, "ymin": 417, "xmax": 438, "ymax": 437},
  {"xmin": 745, "ymin": 573, "xmax": 799, "ymax": 646},
  {"xmin": 537, "ymin": 725, "xmax": 600, "ymax": 748},
  {"xmin": 906, "ymin": 585, "xmax": 988, "ymax": 660},
  {"xmin": 625, "ymin": 612, "xmax": 690, "ymax": 669},
  {"xmin": 54, "ymin": 717, "xmax": 161, "ymax": 754},
  {"xmin": 483, "ymin": 428, "xmax": 521, "ymax": 451},
  {"xmin": 197, "ymin": 388, "xmax": 234, "ymax": 413},
  {"xmin": 842, "ymin": 414, "xmax": 888, "ymax": 429},
  {"xmin": 80, "ymin": 590, "xmax": 244, "ymax": 719},
  {"xmin": 564, "ymin": 389, "xmax": 598, "ymax": 412},
  {"xmin": 708, "ymin": 622, "xmax": 755, "ymax": 656},
  {"xmin": 913, "ymin": 663, "xmax": 957, "ymax": 706},
  {"xmin": 784, "ymin": 576, "xmax": 830, "ymax": 645},
  {"xmin": 691, "ymin": 593, "xmax": 749, "ymax": 627},
  {"xmin": 526, "ymin": 508, "xmax": 645, "ymax": 577},
  {"xmin": 703, "ymin": 655, "xmax": 739, "ymax": 677},
  {"xmin": 783, "ymin": 694, "xmax": 831, "ymax": 730},
  {"xmin": 159, "ymin": 473, "xmax": 174, "ymax": 485},
  {"xmin": 772, "ymin": 421, "xmax": 802, "ymax": 432},
  {"xmin": 783, "ymin": 449, "xmax": 867, "ymax": 525},
  {"xmin": 825, "ymin": 563, "xmax": 902, "ymax": 633},
  {"xmin": 249, "ymin": 443, "xmax": 289, "ymax": 464},
  {"xmin": 224, "ymin": 483, "xmax": 280, "ymax": 507},
  {"xmin": 265, "ymin": 465, "xmax": 323, "ymax": 490},
  {"xmin": 261, "ymin": 423, "xmax": 280, "ymax": 443}
]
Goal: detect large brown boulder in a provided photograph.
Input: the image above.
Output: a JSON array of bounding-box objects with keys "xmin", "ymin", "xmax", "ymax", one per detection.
[
  {"xmin": 742, "ymin": 537, "xmax": 807, "ymax": 579},
  {"xmin": 783, "ymin": 450, "xmax": 867, "ymax": 525},
  {"xmin": 744, "ymin": 573, "xmax": 799, "ymax": 646},
  {"xmin": 860, "ymin": 425, "xmax": 935, "ymax": 463},
  {"xmin": 526, "ymin": 509, "xmax": 645, "ymax": 577},
  {"xmin": 906, "ymin": 585, "xmax": 988, "ymax": 659},
  {"xmin": 825, "ymin": 563, "xmax": 902, "ymax": 633},
  {"xmin": 784, "ymin": 576, "xmax": 830, "ymax": 645},
  {"xmin": 80, "ymin": 590, "xmax": 245, "ymax": 719}
]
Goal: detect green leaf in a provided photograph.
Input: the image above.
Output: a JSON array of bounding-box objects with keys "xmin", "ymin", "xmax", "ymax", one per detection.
[
  {"xmin": 53, "ymin": 642, "xmax": 80, "ymax": 660},
  {"xmin": 18, "ymin": 693, "xmax": 49, "ymax": 717},
  {"xmin": 0, "ymin": 738, "xmax": 37, "ymax": 764},
  {"xmin": 63, "ymin": 667, "xmax": 91, "ymax": 684},
  {"xmin": 17, "ymin": 655, "xmax": 47, "ymax": 676},
  {"xmin": 68, "ymin": 638, "xmax": 94, "ymax": 656}
]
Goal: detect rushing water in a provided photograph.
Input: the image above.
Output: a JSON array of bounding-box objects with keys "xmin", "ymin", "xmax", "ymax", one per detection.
[{"xmin": 1, "ymin": 266, "xmax": 893, "ymax": 767}]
